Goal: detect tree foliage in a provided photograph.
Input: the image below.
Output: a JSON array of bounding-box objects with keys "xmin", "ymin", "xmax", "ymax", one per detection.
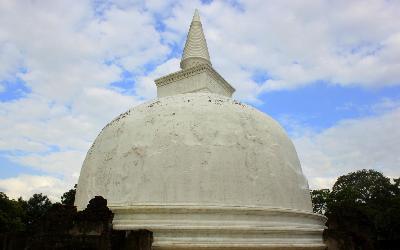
[
  {"xmin": 311, "ymin": 189, "xmax": 330, "ymax": 214},
  {"xmin": 311, "ymin": 169, "xmax": 400, "ymax": 249},
  {"xmin": 19, "ymin": 193, "xmax": 52, "ymax": 230},
  {"xmin": 0, "ymin": 186, "xmax": 80, "ymax": 233},
  {"xmin": 0, "ymin": 192, "xmax": 25, "ymax": 232},
  {"xmin": 61, "ymin": 184, "xmax": 77, "ymax": 206},
  {"xmin": 331, "ymin": 169, "xmax": 395, "ymax": 205}
]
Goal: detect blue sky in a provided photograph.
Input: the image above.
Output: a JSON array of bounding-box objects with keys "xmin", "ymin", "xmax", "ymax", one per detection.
[
  {"xmin": 0, "ymin": 0, "xmax": 399, "ymax": 200},
  {"xmin": 262, "ymin": 84, "xmax": 400, "ymax": 131}
]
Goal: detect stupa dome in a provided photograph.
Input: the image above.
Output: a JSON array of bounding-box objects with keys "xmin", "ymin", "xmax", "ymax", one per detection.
[
  {"xmin": 75, "ymin": 93, "xmax": 312, "ymax": 211},
  {"xmin": 75, "ymin": 9, "xmax": 326, "ymax": 249}
]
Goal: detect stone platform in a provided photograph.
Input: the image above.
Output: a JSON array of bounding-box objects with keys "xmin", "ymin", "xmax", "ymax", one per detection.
[{"xmin": 111, "ymin": 205, "xmax": 326, "ymax": 249}]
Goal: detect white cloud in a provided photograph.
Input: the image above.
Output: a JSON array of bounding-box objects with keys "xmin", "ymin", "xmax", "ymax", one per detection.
[
  {"xmin": 10, "ymin": 151, "xmax": 85, "ymax": 179},
  {"xmin": 0, "ymin": 96, "xmax": 91, "ymax": 152},
  {"xmin": 0, "ymin": 174, "xmax": 70, "ymax": 201},
  {"xmin": 73, "ymin": 87, "xmax": 140, "ymax": 124},
  {"xmin": 0, "ymin": 1, "xmax": 169, "ymax": 152},
  {"xmin": 0, "ymin": 1, "xmax": 170, "ymax": 102},
  {"xmin": 0, "ymin": 42, "xmax": 23, "ymax": 81},
  {"xmin": 144, "ymin": 0, "xmax": 178, "ymax": 15},
  {"xmin": 293, "ymin": 103, "xmax": 400, "ymax": 189}
]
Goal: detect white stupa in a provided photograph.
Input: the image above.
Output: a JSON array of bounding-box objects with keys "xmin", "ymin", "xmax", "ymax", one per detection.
[{"xmin": 75, "ymin": 9, "xmax": 326, "ymax": 249}]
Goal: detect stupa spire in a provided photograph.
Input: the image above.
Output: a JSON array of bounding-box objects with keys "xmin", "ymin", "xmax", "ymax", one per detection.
[
  {"xmin": 154, "ymin": 9, "xmax": 235, "ymax": 98},
  {"xmin": 180, "ymin": 9, "xmax": 211, "ymax": 69}
]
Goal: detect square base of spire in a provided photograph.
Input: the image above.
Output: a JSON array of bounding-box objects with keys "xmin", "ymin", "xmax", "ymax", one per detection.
[{"xmin": 155, "ymin": 64, "xmax": 235, "ymax": 98}]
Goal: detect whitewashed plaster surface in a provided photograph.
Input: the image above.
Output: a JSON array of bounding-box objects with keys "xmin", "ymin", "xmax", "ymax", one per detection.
[{"xmin": 75, "ymin": 93, "xmax": 312, "ymax": 212}]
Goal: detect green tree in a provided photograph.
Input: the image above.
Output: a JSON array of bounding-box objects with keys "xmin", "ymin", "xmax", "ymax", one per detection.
[
  {"xmin": 326, "ymin": 169, "xmax": 400, "ymax": 249},
  {"xmin": 310, "ymin": 189, "xmax": 330, "ymax": 214},
  {"xmin": 393, "ymin": 177, "xmax": 400, "ymax": 195},
  {"xmin": 331, "ymin": 169, "xmax": 395, "ymax": 206},
  {"xmin": 0, "ymin": 192, "xmax": 25, "ymax": 232},
  {"xmin": 61, "ymin": 184, "xmax": 77, "ymax": 206},
  {"xmin": 21, "ymin": 193, "xmax": 52, "ymax": 229}
]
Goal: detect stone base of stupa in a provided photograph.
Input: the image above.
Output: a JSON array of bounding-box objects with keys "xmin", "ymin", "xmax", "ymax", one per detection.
[{"xmin": 111, "ymin": 205, "xmax": 326, "ymax": 249}]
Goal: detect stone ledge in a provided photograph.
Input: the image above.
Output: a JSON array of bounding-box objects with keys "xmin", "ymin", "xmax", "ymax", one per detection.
[
  {"xmin": 111, "ymin": 205, "xmax": 326, "ymax": 249},
  {"xmin": 152, "ymin": 243, "xmax": 326, "ymax": 250},
  {"xmin": 154, "ymin": 64, "xmax": 235, "ymax": 95}
]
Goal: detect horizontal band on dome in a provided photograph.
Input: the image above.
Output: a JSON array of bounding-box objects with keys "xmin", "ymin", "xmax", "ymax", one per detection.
[
  {"xmin": 111, "ymin": 205, "xmax": 326, "ymax": 231},
  {"xmin": 151, "ymin": 243, "xmax": 326, "ymax": 250},
  {"xmin": 109, "ymin": 203, "xmax": 326, "ymax": 219},
  {"xmin": 112, "ymin": 205, "xmax": 326, "ymax": 249},
  {"xmin": 155, "ymin": 63, "xmax": 235, "ymax": 93}
]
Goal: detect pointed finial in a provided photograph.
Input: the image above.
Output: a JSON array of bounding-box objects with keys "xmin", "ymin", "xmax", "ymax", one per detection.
[
  {"xmin": 180, "ymin": 9, "xmax": 211, "ymax": 70},
  {"xmin": 193, "ymin": 9, "xmax": 201, "ymax": 22}
]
